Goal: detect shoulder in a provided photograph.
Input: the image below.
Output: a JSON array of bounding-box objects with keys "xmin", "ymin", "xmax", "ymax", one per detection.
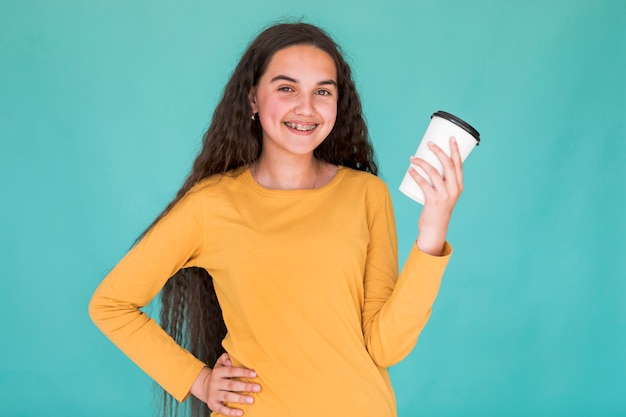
[
  {"xmin": 166, "ymin": 168, "xmax": 248, "ymax": 217},
  {"xmin": 336, "ymin": 167, "xmax": 392, "ymax": 211},
  {"xmin": 339, "ymin": 167, "xmax": 390, "ymax": 195},
  {"xmin": 184, "ymin": 167, "xmax": 247, "ymax": 197}
]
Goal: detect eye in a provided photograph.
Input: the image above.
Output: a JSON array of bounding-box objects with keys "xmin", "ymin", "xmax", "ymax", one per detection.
[
  {"xmin": 278, "ymin": 86, "xmax": 294, "ymax": 92},
  {"xmin": 316, "ymin": 89, "xmax": 332, "ymax": 96}
]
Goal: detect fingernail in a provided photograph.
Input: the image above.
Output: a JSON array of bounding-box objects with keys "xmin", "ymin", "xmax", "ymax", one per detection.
[
  {"xmin": 236, "ymin": 411, "xmax": 243, "ymax": 416},
  {"xmin": 253, "ymin": 384, "xmax": 261, "ymax": 392},
  {"xmin": 450, "ymin": 136, "xmax": 456, "ymax": 142},
  {"xmin": 250, "ymin": 371, "xmax": 257, "ymax": 377},
  {"xmin": 246, "ymin": 397, "xmax": 254, "ymax": 404},
  {"xmin": 428, "ymin": 141, "xmax": 434, "ymax": 146}
]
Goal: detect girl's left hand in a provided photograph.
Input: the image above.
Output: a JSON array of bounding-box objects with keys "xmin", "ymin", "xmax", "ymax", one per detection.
[{"xmin": 408, "ymin": 136, "xmax": 464, "ymax": 256}]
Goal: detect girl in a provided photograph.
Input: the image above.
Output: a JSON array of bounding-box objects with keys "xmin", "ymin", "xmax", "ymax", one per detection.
[{"xmin": 89, "ymin": 22, "xmax": 463, "ymax": 417}]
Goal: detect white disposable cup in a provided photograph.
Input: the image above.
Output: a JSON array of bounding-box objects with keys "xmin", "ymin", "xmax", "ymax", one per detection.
[{"xmin": 399, "ymin": 111, "xmax": 480, "ymax": 204}]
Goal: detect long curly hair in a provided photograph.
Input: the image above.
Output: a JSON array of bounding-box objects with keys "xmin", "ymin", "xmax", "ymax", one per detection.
[{"xmin": 145, "ymin": 22, "xmax": 378, "ymax": 417}]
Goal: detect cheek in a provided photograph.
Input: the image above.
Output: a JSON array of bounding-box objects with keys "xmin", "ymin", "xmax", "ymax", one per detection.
[
  {"xmin": 314, "ymin": 96, "xmax": 337, "ymax": 116},
  {"xmin": 260, "ymin": 97, "xmax": 290, "ymax": 119},
  {"xmin": 323, "ymin": 102, "xmax": 338, "ymax": 126}
]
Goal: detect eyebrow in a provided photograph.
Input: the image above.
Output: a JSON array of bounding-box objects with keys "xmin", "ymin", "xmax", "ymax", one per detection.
[{"xmin": 270, "ymin": 75, "xmax": 337, "ymax": 87}]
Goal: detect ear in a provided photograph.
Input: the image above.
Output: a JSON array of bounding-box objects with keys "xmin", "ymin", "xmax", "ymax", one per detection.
[{"xmin": 248, "ymin": 88, "xmax": 258, "ymax": 113}]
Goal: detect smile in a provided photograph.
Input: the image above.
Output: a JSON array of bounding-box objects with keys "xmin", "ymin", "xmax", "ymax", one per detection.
[{"xmin": 285, "ymin": 122, "xmax": 318, "ymax": 131}]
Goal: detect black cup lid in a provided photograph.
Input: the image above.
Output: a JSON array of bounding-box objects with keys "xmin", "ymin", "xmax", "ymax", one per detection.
[{"xmin": 432, "ymin": 110, "xmax": 480, "ymax": 143}]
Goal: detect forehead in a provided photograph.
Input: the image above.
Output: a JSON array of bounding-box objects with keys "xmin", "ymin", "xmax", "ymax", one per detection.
[{"xmin": 262, "ymin": 45, "xmax": 337, "ymax": 81}]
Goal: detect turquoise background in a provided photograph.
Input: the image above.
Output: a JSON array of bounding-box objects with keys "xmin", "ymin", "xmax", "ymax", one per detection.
[{"xmin": 1, "ymin": 0, "xmax": 624, "ymax": 416}]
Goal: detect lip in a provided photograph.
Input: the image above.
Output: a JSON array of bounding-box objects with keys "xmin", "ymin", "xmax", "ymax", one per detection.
[{"xmin": 284, "ymin": 121, "xmax": 319, "ymax": 133}]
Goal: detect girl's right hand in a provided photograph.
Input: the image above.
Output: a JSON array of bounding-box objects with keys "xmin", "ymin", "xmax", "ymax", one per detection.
[{"xmin": 191, "ymin": 352, "xmax": 261, "ymax": 416}]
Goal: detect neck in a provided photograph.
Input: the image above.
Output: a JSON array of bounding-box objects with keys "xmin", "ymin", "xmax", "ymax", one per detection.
[{"xmin": 251, "ymin": 153, "xmax": 323, "ymax": 190}]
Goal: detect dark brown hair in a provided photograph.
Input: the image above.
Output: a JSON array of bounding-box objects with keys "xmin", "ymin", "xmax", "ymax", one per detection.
[{"xmin": 148, "ymin": 22, "xmax": 377, "ymax": 417}]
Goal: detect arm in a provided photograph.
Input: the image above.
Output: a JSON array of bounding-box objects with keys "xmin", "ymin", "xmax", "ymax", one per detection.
[
  {"xmin": 89, "ymin": 191, "xmax": 209, "ymax": 401},
  {"xmin": 89, "ymin": 189, "xmax": 261, "ymax": 410},
  {"xmin": 362, "ymin": 137, "xmax": 463, "ymax": 367}
]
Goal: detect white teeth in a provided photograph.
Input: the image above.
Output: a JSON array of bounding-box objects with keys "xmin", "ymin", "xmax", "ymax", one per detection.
[{"xmin": 286, "ymin": 122, "xmax": 317, "ymax": 131}]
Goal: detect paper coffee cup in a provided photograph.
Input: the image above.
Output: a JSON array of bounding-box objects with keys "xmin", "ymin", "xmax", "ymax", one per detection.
[{"xmin": 399, "ymin": 110, "xmax": 480, "ymax": 204}]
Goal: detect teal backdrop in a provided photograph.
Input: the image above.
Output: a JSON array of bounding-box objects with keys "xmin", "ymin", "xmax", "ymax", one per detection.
[{"xmin": 1, "ymin": 1, "xmax": 624, "ymax": 416}]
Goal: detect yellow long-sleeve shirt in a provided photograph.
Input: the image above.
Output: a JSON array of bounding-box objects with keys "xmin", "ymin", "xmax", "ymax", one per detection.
[{"xmin": 89, "ymin": 166, "xmax": 451, "ymax": 417}]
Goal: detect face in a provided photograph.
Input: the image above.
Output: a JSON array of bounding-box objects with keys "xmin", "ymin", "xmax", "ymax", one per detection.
[{"xmin": 249, "ymin": 45, "xmax": 338, "ymax": 160}]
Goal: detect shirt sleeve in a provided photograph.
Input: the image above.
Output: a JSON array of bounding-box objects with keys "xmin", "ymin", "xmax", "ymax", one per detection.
[
  {"xmin": 361, "ymin": 186, "xmax": 452, "ymax": 368},
  {"xmin": 88, "ymin": 190, "xmax": 208, "ymax": 402}
]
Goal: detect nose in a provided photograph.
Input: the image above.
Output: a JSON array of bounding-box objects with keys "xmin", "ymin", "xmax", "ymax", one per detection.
[{"xmin": 294, "ymin": 93, "xmax": 314, "ymax": 116}]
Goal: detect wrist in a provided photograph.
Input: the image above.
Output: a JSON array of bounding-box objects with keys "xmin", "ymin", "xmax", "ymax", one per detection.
[
  {"xmin": 415, "ymin": 236, "xmax": 445, "ymax": 256},
  {"xmin": 417, "ymin": 209, "xmax": 452, "ymax": 256},
  {"xmin": 190, "ymin": 366, "xmax": 212, "ymax": 403},
  {"xmin": 416, "ymin": 225, "xmax": 447, "ymax": 256}
]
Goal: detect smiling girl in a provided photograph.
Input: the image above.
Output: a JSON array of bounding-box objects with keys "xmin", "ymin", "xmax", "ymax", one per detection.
[{"xmin": 89, "ymin": 22, "xmax": 464, "ymax": 417}]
